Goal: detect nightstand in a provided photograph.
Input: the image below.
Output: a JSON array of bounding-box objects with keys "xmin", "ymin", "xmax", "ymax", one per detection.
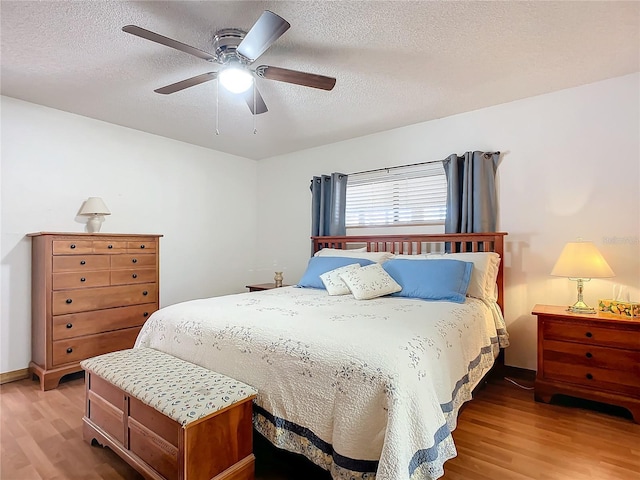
[
  {"xmin": 533, "ymin": 304, "xmax": 639, "ymax": 423},
  {"xmin": 246, "ymin": 283, "xmax": 290, "ymax": 292}
]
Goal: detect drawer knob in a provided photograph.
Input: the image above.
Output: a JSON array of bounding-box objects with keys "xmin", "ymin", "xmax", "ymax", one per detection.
[
  {"xmin": 80, "ymin": 277, "xmax": 86, "ymax": 282},
  {"xmin": 70, "ymin": 244, "xmax": 76, "ymax": 249},
  {"xmin": 108, "ymin": 244, "xmax": 113, "ymax": 249},
  {"xmin": 66, "ymin": 348, "xmax": 73, "ymax": 354},
  {"xmin": 66, "ymin": 323, "xmax": 73, "ymax": 329},
  {"xmin": 132, "ymin": 258, "xmax": 138, "ymax": 264},
  {"xmin": 140, "ymin": 245, "xmax": 145, "ymax": 249},
  {"xmin": 132, "ymin": 274, "xmax": 137, "ymax": 279},
  {"xmin": 586, "ymin": 373, "xmax": 593, "ymax": 380},
  {"xmin": 585, "ymin": 352, "xmax": 593, "ymax": 359},
  {"xmin": 80, "ymin": 260, "xmax": 86, "ymax": 265},
  {"xmin": 142, "ymin": 290, "xmax": 148, "ymax": 296},
  {"xmin": 143, "ymin": 312, "xmax": 149, "ymax": 317},
  {"xmin": 585, "ymin": 331, "xmax": 593, "ymax": 338},
  {"xmin": 65, "ymin": 299, "xmax": 73, "ymax": 304}
]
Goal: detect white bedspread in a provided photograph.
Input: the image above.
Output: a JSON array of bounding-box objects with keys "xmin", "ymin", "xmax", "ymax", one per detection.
[{"xmin": 135, "ymin": 287, "xmax": 507, "ymax": 480}]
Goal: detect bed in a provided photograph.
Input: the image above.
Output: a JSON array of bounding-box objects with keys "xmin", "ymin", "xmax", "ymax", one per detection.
[{"xmin": 135, "ymin": 233, "xmax": 509, "ymax": 480}]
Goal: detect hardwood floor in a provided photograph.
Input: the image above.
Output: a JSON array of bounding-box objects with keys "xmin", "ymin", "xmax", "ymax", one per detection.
[{"xmin": 1, "ymin": 372, "xmax": 638, "ymax": 480}]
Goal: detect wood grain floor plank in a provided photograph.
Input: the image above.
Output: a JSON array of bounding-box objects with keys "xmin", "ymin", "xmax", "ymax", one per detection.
[{"xmin": 1, "ymin": 374, "xmax": 639, "ymax": 480}]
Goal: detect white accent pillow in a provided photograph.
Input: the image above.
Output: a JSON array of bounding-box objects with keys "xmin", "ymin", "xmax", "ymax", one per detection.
[
  {"xmin": 320, "ymin": 264, "xmax": 362, "ymax": 296},
  {"xmin": 338, "ymin": 263, "xmax": 402, "ymax": 300},
  {"xmin": 314, "ymin": 248, "xmax": 394, "ymax": 263},
  {"xmin": 427, "ymin": 252, "xmax": 500, "ymax": 301}
]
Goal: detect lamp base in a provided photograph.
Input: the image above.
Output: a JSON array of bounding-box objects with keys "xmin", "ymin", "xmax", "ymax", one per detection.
[
  {"xmin": 567, "ymin": 300, "xmax": 596, "ymax": 314},
  {"xmin": 86, "ymin": 215, "xmax": 104, "ymax": 233},
  {"xmin": 566, "ymin": 278, "xmax": 597, "ymax": 314}
]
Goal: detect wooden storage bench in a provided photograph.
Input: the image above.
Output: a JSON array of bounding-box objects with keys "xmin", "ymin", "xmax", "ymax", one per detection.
[{"xmin": 81, "ymin": 348, "xmax": 258, "ymax": 480}]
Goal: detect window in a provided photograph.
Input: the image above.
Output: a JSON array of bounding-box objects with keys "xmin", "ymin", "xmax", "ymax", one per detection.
[{"xmin": 345, "ymin": 162, "xmax": 447, "ymax": 227}]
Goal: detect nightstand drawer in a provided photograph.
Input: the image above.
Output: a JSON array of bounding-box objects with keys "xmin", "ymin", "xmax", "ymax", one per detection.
[
  {"xmin": 543, "ymin": 340, "xmax": 640, "ymax": 370},
  {"xmin": 543, "ymin": 360, "xmax": 640, "ymax": 397},
  {"xmin": 543, "ymin": 320, "xmax": 639, "ymax": 350}
]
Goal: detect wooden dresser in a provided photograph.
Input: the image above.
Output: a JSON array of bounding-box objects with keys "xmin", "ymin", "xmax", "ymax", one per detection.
[
  {"xmin": 28, "ymin": 233, "xmax": 162, "ymax": 390},
  {"xmin": 533, "ymin": 304, "xmax": 640, "ymax": 423}
]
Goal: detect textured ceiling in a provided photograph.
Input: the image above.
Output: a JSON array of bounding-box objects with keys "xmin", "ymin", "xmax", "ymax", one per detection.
[{"xmin": 1, "ymin": 1, "xmax": 638, "ymax": 160}]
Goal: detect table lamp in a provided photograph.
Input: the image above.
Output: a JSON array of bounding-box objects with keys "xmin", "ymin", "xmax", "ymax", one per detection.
[
  {"xmin": 551, "ymin": 240, "xmax": 615, "ymax": 313},
  {"xmin": 79, "ymin": 197, "xmax": 111, "ymax": 233}
]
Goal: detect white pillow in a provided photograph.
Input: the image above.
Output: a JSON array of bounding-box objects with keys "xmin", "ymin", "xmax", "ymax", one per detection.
[
  {"xmin": 338, "ymin": 263, "xmax": 402, "ymax": 300},
  {"xmin": 391, "ymin": 254, "xmax": 429, "ymax": 260},
  {"xmin": 427, "ymin": 252, "xmax": 500, "ymax": 301},
  {"xmin": 314, "ymin": 248, "xmax": 393, "ymax": 263},
  {"xmin": 320, "ymin": 264, "xmax": 361, "ymax": 296},
  {"xmin": 314, "ymin": 247, "xmax": 366, "ymax": 256}
]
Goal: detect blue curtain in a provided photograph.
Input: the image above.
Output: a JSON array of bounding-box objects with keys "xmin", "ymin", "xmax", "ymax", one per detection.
[
  {"xmin": 310, "ymin": 173, "xmax": 348, "ymax": 236},
  {"xmin": 443, "ymin": 151, "xmax": 499, "ymax": 233}
]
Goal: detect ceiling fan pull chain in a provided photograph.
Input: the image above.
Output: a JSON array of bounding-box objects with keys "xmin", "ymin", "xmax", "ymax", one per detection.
[
  {"xmin": 215, "ymin": 79, "xmax": 220, "ymax": 135},
  {"xmin": 253, "ymin": 82, "xmax": 257, "ymax": 135}
]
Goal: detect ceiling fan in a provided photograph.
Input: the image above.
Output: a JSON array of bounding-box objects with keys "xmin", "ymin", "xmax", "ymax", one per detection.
[{"xmin": 123, "ymin": 10, "xmax": 336, "ymax": 115}]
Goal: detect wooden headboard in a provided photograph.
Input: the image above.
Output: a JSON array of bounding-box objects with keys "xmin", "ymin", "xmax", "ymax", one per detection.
[{"xmin": 312, "ymin": 233, "xmax": 507, "ymax": 313}]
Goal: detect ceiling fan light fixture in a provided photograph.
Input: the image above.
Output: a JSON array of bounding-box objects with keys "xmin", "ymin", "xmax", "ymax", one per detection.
[{"xmin": 219, "ymin": 66, "xmax": 253, "ymax": 94}]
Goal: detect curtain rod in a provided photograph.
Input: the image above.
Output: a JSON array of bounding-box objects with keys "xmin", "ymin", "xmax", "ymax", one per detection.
[{"xmin": 348, "ymin": 151, "xmax": 501, "ymax": 176}]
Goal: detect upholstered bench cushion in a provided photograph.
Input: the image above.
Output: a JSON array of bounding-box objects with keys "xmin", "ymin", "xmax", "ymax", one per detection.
[{"xmin": 80, "ymin": 347, "xmax": 257, "ymax": 426}]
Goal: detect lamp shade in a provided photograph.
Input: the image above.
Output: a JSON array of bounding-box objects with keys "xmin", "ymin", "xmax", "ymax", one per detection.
[
  {"xmin": 79, "ymin": 197, "xmax": 111, "ymax": 216},
  {"xmin": 550, "ymin": 241, "xmax": 615, "ymax": 279}
]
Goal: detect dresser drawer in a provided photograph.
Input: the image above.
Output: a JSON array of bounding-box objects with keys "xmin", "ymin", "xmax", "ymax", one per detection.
[
  {"xmin": 53, "ymin": 271, "xmax": 110, "ymax": 290},
  {"xmin": 53, "ymin": 240, "xmax": 94, "ymax": 255},
  {"xmin": 52, "ymin": 326, "xmax": 142, "ymax": 366},
  {"xmin": 53, "ymin": 255, "xmax": 110, "ymax": 272},
  {"xmin": 93, "ymin": 241, "xmax": 127, "ymax": 254},
  {"xmin": 52, "ymin": 283, "xmax": 158, "ymax": 315},
  {"xmin": 543, "ymin": 319, "xmax": 639, "ymax": 350},
  {"xmin": 53, "ymin": 303, "xmax": 156, "ymax": 340},
  {"xmin": 127, "ymin": 240, "xmax": 156, "ymax": 253},
  {"xmin": 111, "ymin": 268, "xmax": 156, "ymax": 285},
  {"xmin": 111, "ymin": 254, "xmax": 156, "ymax": 269}
]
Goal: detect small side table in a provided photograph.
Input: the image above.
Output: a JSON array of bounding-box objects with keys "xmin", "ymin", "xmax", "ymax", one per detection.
[
  {"xmin": 246, "ymin": 283, "xmax": 290, "ymax": 292},
  {"xmin": 533, "ymin": 304, "xmax": 639, "ymax": 423}
]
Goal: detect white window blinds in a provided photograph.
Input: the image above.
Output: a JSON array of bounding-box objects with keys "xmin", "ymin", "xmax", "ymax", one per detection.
[{"xmin": 345, "ymin": 162, "xmax": 447, "ymax": 227}]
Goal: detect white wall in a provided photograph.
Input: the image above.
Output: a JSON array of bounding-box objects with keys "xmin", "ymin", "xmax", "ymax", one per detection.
[
  {"xmin": 1, "ymin": 97, "xmax": 259, "ymax": 374},
  {"xmin": 256, "ymin": 73, "xmax": 640, "ymax": 370},
  {"xmin": 2, "ymin": 74, "xmax": 638, "ymax": 375}
]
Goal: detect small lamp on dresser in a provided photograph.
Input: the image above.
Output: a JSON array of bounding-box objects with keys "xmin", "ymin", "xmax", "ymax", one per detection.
[
  {"xmin": 550, "ymin": 239, "xmax": 615, "ymax": 314},
  {"xmin": 79, "ymin": 197, "xmax": 111, "ymax": 233}
]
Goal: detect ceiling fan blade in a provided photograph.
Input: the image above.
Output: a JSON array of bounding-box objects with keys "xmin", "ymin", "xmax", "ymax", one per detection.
[
  {"xmin": 236, "ymin": 11, "xmax": 290, "ymax": 62},
  {"xmin": 256, "ymin": 66, "xmax": 336, "ymax": 91},
  {"xmin": 154, "ymin": 72, "xmax": 217, "ymax": 94},
  {"xmin": 241, "ymin": 85, "xmax": 268, "ymax": 115},
  {"xmin": 123, "ymin": 25, "xmax": 216, "ymax": 62}
]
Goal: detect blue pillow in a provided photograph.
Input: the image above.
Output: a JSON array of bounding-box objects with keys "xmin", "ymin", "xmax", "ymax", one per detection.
[
  {"xmin": 297, "ymin": 256, "xmax": 374, "ymax": 289},
  {"xmin": 382, "ymin": 259, "xmax": 473, "ymax": 303}
]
